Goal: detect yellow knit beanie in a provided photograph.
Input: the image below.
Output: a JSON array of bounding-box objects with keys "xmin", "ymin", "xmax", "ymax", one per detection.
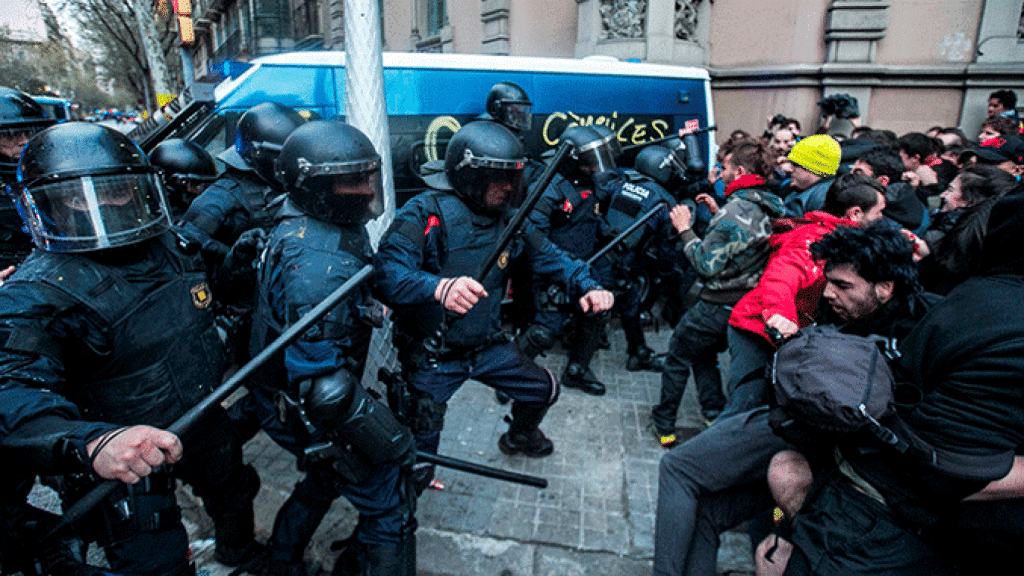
[{"xmin": 787, "ymin": 135, "xmax": 841, "ymax": 177}]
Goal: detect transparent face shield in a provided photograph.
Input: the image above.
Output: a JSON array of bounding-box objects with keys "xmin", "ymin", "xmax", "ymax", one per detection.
[
  {"xmin": 576, "ymin": 140, "xmax": 617, "ymax": 175},
  {"xmin": 500, "ymin": 101, "xmax": 532, "ymax": 132},
  {"xmin": 13, "ymin": 170, "xmax": 170, "ymax": 252},
  {"xmin": 453, "ymin": 149, "xmax": 527, "ymax": 212},
  {"xmin": 295, "ymin": 156, "xmax": 384, "ymax": 224}
]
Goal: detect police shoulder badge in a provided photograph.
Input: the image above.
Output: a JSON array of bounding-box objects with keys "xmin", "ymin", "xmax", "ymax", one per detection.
[
  {"xmin": 191, "ymin": 283, "xmax": 212, "ymax": 309},
  {"xmin": 497, "ymin": 250, "xmax": 511, "ymax": 270}
]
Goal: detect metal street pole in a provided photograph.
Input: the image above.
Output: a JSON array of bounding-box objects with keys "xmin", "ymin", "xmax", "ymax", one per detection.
[{"xmin": 343, "ymin": 0, "xmax": 394, "ymax": 246}]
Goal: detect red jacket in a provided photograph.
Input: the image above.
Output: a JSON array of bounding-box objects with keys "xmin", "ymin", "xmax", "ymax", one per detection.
[{"xmin": 728, "ymin": 211, "xmax": 857, "ymax": 343}]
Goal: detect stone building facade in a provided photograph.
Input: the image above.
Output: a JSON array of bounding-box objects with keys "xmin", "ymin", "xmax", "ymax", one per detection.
[{"xmin": 186, "ymin": 0, "xmax": 1024, "ymax": 137}]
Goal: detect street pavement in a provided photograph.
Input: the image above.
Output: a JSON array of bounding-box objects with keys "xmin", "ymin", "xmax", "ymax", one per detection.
[
  {"xmin": 177, "ymin": 316, "xmax": 756, "ymax": 576},
  {"xmin": 26, "ymin": 319, "xmax": 754, "ymax": 575}
]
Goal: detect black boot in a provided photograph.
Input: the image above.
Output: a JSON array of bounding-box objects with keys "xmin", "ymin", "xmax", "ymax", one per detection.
[
  {"xmin": 354, "ymin": 536, "xmax": 416, "ymax": 576},
  {"xmin": 561, "ymin": 363, "xmax": 606, "ymax": 396},
  {"xmin": 498, "ymin": 402, "xmax": 554, "ymax": 457},
  {"xmin": 265, "ymin": 481, "xmax": 334, "ymax": 576},
  {"xmin": 211, "ymin": 465, "xmax": 261, "ymax": 567},
  {"xmin": 626, "ymin": 346, "xmax": 665, "ymax": 372}
]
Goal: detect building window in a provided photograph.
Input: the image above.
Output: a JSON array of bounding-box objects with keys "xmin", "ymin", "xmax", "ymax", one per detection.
[
  {"xmin": 675, "ymin": 0, "xmax": 701, "ymax": 41},
  {"xmin": 294, "ymin": 0, "xmax": 321, "ymax": 38},
  {"xmin": 600, "ymin": 0, "xmax": 646, "ymax": 40},
  {"xmin": 426, "ymin": 0, "xmax": 447, "ymax": 37}
]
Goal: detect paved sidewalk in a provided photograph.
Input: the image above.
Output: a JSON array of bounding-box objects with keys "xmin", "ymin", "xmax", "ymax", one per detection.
[{"xmin": 181, "ymin": 322, "xmax": 755, "ymax": 576}]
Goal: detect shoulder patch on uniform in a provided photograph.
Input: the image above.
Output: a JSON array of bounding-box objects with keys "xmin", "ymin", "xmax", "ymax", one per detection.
[{"xmin": 191, "ymin": 282, "xmax": 212, "ymax": 309}]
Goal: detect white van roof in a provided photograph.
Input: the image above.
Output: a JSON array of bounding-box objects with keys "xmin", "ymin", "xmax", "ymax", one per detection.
[{"xmin": 216, "ymin": 51, "xmax": 709, "ymax": 101}]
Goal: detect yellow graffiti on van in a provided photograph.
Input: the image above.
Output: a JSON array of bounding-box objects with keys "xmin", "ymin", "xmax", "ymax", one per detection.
[
  {"xmin": 424, "ymin": 115, "xmax": 463, "ymax": 162},
  {"xmin": 542, "ymin": 111, "xmax": 669, "ymax": 147}
]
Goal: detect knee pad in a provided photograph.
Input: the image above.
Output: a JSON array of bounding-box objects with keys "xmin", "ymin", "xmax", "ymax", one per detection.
[{"xmin": 517, "ymin": 324, "xmax": 554, "ymax": 359}]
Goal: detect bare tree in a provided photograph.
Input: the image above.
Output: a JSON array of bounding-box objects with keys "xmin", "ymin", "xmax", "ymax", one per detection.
[{"xmin": 52, "ymin": 0, "xmax": 181, "ymax": 110}]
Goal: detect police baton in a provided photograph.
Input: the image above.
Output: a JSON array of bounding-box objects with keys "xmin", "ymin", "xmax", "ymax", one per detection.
[
  {"xmin": 475, "ymin": 139, "xmax": 574, "ymax": 281},
  {"xmin": 586, "ymin": 203, "xmax": 668, "ymax": 266},
  {"xmin": 417, "ymin": 451, "xmax": 547, "ymax": 488},
  {"xmin": 44, "ymin": 264, "xmax": 376, "ymax": 544},
  {"xmin": 424, "ymin": 140, "xmax": 573, "ymax": 357},
  {"xmin": 619, "ymin": 125, "xmax": 717, "ymax": 152}
]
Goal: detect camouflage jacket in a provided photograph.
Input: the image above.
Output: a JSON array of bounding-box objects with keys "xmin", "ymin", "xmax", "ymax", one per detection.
[{"xmin": 678, "ymin": 179, "xmax": 786, "ymax": 304}]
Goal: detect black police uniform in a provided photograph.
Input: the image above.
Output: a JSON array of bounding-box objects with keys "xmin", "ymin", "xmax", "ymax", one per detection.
[
  {"xmin": 177, "ymin": 165, "xmax": 280, "ymax": 263},
  {"xmin": 526, "ymin": 172, "xmax": 612, "ymax": 389},
  {"xmin": 247, "ymin": 202, "xmax": 412, "ymax": 574},
  {"xmin": 0, "ymin": 232, "xmax": 258, "ymax": 576},
  {"xmin": 593, "ymin": 168, "xmax": 677, "ymax": 365},
  {"xmin": 0, "ymin": 162, "xmax": 32, "ymax": 268},
  {"xmin": 375, "ymin": 188, "xmax": 603, "ymax": 454}
]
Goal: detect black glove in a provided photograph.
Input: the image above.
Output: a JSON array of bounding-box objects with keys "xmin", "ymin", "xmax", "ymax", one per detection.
[
  {"xmin": 216, "ymin": 228, "xmax": 267, "ymax": 300},
  {"xmin": 224, "ymin": 228, "xmax": 267, "ymax": 270}
]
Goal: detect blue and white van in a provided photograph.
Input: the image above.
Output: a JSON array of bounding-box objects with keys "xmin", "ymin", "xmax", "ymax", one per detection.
[{"xmin": 175, "ymin": 51, "xmax": 713, "ymax": 205}]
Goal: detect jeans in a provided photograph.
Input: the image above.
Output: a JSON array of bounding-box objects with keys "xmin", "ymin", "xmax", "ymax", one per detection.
[
  {"xmin": 719, "ymin": 326, "xmax": 774, "ymax": 418},
  {"xmin": 654, "ymin": 408, "xmax": 790, "ymax": 576},
  {"xmin": 651, "ymin": 299, "xmax": 730, "ymax": 434}
]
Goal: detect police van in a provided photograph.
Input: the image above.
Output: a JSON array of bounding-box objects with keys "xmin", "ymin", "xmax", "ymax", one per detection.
[{"xmin": 143, "ymin": 51, "xmax": 713, "ymax": 206}]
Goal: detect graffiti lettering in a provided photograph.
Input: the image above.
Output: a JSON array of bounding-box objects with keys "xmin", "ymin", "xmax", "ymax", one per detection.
[
  {"xmin": 423, "ymin": 115, "xmax": 462, "ymax": 162},
  {"xmin": 542, "ymin": 110, "xmax": 668, "ymax": 147}
]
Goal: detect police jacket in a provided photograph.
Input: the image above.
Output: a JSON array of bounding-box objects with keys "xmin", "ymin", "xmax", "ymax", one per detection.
[
  {"xmin": 178, "ymin": 166, "xmax": 281, "ymax": 261},
  {"xmin": 0, "ymin": 233, "xmax": 223, "ymax": 473},
  {"xmin": 0, "ymin": 160, "xmax": 34, "ymax": 268},
  {"xmin": 528, "ymin": 173, "xmax": 603, "ymax": 261},
  {"xmin": 374, "ymin": 189, "xmax": 604, "ymax": 349},
  {"xmin": 592, "ymin": 169, "xmax": 676, "ymax": 285},
  {"xmin": 249, "ymin": 201, "xmax": 373, "ymax": 390}
]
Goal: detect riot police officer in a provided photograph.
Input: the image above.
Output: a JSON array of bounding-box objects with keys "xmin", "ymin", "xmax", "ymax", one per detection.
[
  {"xmin": 177, "ymin": 102, "xmax": 306, "ymax": 366},
  {"xmin": 0, "ymin": 86, "xmax": 56, "ymax": 268},
  {"xmin": 592, "ymin": 146, "xmax": 678, "ymax": 372},
  {"xmin": 521, "ymin": 125, "xmax": 616, "ymax": 395},
  {"xmin": 483, "ymin": 81, "xmax": 532, "ymax": 135},
  {"xmin": 247, "ymin": 120, "xmax": 415, "ymax": 576},
  {"xmin": 0, "ymin": 122, "xmax": 259, "ymax": 575},
  {"xmin": 178, "ymin": 102, "xmax": 306, "ymax": 264},
  {"xmin": 149, "ymin": 138, "xmax": 219, "ymax": 222},
  {"xmin": 375, "ymin": 121, "xmax": 613, "ymax": 482}
]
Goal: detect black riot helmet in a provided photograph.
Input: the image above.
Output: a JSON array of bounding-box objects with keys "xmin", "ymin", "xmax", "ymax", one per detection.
[
  {"xmin": 559, "ymin": 125, "xmax": 617, "ymax": 183},
  {"xmin": 444, "ymin": 121, "xmax": 527, "ymax": 215},
  {"xmin": 150, "ymin": 138, "xmax": 218, "ymax": 203},
  {"xmin": 485, "ymin": 82, "xmax": 532, "ymax": 133},
  {"xmin": 11, "ymin": 122, "xmax": 170, "ymax": 253},
  {"xmin": 223, "ymin": 102, "xmax": 306, "ymax": 185},
  {"xmin": 589, "ymin": 124, "xmax": 623, "ymax": 165},
  {"xmin": 0, "ymin": 87, "xmax": 56, "ymax": 176},
  {"xmin": 634, "ymin": 144, "xmax": 681, "ymax": 189},
  {"xmin": 276, "ymin": 120, "xmax": 383, "ymax": 225}
]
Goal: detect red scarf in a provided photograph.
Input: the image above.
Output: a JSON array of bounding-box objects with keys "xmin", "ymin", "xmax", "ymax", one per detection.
[{"xmin": 725, "ymin": 174, "xmax": 765, "ymax": 197}]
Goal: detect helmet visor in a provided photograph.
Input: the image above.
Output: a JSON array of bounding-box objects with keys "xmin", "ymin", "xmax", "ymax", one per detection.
[
  {"xmin": 466, "ymin": 166, "xmax": 525, "ymax": 213},
  {"xmin": 304, "ymin": 165, "xmax": 384, "ymax": 224},
  {"xmin": 578, "ymin": 143, "xmax": 617, "ymax": 174},
  {"xmin": 15, "ymin": 172, "xmax": 170, "ymax": 252},
  {"xmin": 502, "ymin": 102, "xmax": 532, "ymax": 132}
]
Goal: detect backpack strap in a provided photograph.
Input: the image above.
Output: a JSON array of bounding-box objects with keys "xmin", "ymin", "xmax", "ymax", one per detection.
[{"xmin": 882, "ymin": 416, "xmax": 1015, "ymax": 481}]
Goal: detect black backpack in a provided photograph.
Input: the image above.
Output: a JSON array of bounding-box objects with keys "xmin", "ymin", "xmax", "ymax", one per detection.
[
  {"xmin": 769, "ymin": 324, "xmax": 1014, "ymax": 482},
  {"xmin": 770, "ymin": 324, "xmax": 897, "ymax": 435}
]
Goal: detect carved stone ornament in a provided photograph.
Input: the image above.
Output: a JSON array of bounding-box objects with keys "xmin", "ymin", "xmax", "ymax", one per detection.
[
  {"xmin": 600, "ymin": 0, "xmax": 647, "ymax": 40},
  {"xmin": 675, "ymin": 0, "xmax": 701, "ymax": 41}
]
